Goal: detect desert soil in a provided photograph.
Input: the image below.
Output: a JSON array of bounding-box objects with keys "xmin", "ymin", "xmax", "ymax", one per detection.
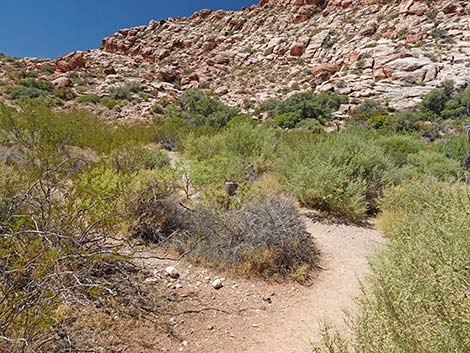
[{"xmin": 126, "ymin": 215, "xmax": 384, "ymax": 353}]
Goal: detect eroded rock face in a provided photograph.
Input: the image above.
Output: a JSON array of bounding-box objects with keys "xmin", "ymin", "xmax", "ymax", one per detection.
[
  {"xmin": 13, "ymin": 0, "xmax": 468, "ymax": 120},
  {"xmin": 55, "ymin": 52, "xmax": 86, "ymax": 73}
]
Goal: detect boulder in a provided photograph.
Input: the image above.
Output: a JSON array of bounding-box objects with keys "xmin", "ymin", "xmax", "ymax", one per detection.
[
  {"xmin": 212, "ymin": 279, "xmax": 224, "ymax": 290},
  {"xmin": 294, "ymin": 5, "xmax": 318, "ymax": 23},
  {"xmin": 55, "ymin": 52, "xmax": 86, "ymax": 73},
  {"xmin": 359, "ymin": 22, "xmax": 377, "ymax": 37},
  {"xmin": 384, "ymin": 57, "xmax": 432, "ymax": 72},
  {"xmin": 51, "ymin": 76, "xmax": 72, "ymax": 88},
  {"xmin": 290, "ymin": 42, "xmax": 306, "ymax": 56},
  {"xmin": 104, "ymin": 65, "xmax": 116, "ymax": 75},
  {"xmin": 157, "ymin": 67, "xmax": 180, "ymax": 83},
  {"xmin": 165, "ymin": 266, "xmax": 179, "ymax": 279}
]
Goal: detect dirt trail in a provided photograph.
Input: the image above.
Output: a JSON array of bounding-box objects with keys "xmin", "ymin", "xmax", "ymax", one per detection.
[
  {"xmin": 240, "ymin": 217, "xmax": 384, "ymax": 353},
  {"xmin": 127, "ymin": 217, "xmax": 383, "ymax": 353}
]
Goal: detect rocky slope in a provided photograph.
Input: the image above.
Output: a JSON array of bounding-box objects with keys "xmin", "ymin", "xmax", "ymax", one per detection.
[{"xmin": 3, "ymin": 0, "xmax": 470, "ymax": 120}]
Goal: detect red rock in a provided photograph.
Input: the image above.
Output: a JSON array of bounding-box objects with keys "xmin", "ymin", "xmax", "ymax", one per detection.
[
  {"xmin": 407, "ymin": 2, "xmax": 428, "ymax": 15},
  {"xmin": 404, "ymin": 32, "xmax": 427, "ymax": 44},
  {"xmin": 55, "ymin": 52, "xmax": 86, "ymax": 73},
  {"xmin": 359, "ymin": 22, "xmax": 377, "ymax": 37},
  {"xmin": 104, "ymin": 65, "xmax": 116, "ymax": 75},
  {"xmin": 442, "ymin": 1, "xmax": 465, "ymax": 15},
  {"xmin": 311, "ymin": 63, "xmax": 340, "ymax": 84},
  {"xmin": 290, "ymin": 42, "xmax": 306, "ymax": 56},
  {"xmin": 203, "ymin": 38, "xmax": 217, "ymax": 51},
  {"xmin": 294, "ymin": 5, "xmax": 318, "ymax": 23},
  {"xmin": 157, "ymin": 67, "xmax": 180, "ymax": 83}
]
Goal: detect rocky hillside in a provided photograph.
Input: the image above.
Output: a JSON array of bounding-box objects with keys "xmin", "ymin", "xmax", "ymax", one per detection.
[{"xmin": 2, "ymin": 0, "xmax": 469, "ymax": 120}]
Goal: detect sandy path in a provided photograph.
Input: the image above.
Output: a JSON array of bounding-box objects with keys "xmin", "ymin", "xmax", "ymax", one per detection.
[
  {"xmin": 241, "ymin": 218, "xmax": 384, "ymax": 353},
  {"xmin": 126, "ymin": 217, "xmax": 383, "ymax": 353}
]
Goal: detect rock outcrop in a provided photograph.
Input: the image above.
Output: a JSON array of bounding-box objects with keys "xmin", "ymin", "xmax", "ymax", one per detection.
[{"xmin": 7, "ymin": 0, "xmax": 469, "ymax": 119}]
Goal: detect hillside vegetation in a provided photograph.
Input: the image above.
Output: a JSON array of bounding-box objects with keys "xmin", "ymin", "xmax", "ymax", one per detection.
[
  {"xmin": 1, "ymin": 81, "xmax": 469, "ymax": 351},
  {"xmin": 314, "ymin": 181, "xmax": 470, "ymax": 353}
]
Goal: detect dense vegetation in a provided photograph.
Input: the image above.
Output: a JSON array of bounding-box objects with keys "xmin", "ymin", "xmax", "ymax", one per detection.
[
  {"xmin": 0, "ymin": 80, "xmax": 469, "ymax": 352},
  {"xmin": 314, "ymin": 181, "xmax": 470, "ymax": 353}
]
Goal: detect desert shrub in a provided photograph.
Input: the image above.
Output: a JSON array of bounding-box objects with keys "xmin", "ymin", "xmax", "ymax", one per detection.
[
  {"xmin": 352, "ymin": 99, "xmax": 386, "ymax": 120},
  {"xmin": 183, "ymin": 121, "xmax": 277, "ymax": 188},
  {"xmin": 0, "ymin": 99, "xmax": 173, "ymax": 353},
  {"xmin": 125, "ymin": 169, "xmax": 179, "ymax": 242},
  {"xmin": 262, "ymin": 91, "xmax": 346, "ymax": 128},
  {"xmin": 53, "ymin": 87, "xmax": 76, "ymax": 100},
  {"xmin": 366, "ymin": 114, "xmax": 390, "ymax": 130},
  {"xmin": 166, "ymin": 88, "xmax": 240, "ymax": 127},
  {"xmin": 278, "ymin": 128, "xmax": 399, "ymax": 221},
  {"xmin": 418, "ymin": 80, "xmax": 456, "ymax": 119},
  {"xmin": 314, "ymin": 181, "xmax": 470, "ymax": 353},
  {"xmin": 172, "ymin": 194, "xmax": 319, "ymax": 280},
  {"xmin": 0, "ymin": 157, "xmax": 160, "ymax": 353},
  {"xmin": 399, "ymin": 150, "xmax": 463, "ymax": 182},
  {"xmin": 0, "ymin": 161, "xmax": 25, "ymax": 219},
  {"xmin": 108, "ymin": 82, "xmax": 142, "ymax": 100},
  {"xmin": 374, "ymin": 110, "xmax": 422, "ymax": 133},
  {"xmin": 101, "ymin": 97, "xmax": 120, "ymax": 109},
  {"xmin": 152, "ymin": 116, "xmax": 217, "ymax": 151},
  {"xmin": 76, "ymin": 93, "xmax": 100, "ymax": 104},
  {"xmin": 106, "ymin": 144, "xmax": 167, "ymax": 173},
  {"xmin": 0, "ymin": 101, "xmax": 157, "ymax": 158},
  {"xmin": 376, "ymin": 134, "xmax": 426, "ymax": 166},
  {"xmin": 434, "ymin": 132, "xmax": 470, "ymax": 171},
  {"xmin": 6, "ymin": 79, "xmax": 55, "ymax": 100},
  {"xmin": 440, "ymin": 88, "xmax": 470, "ymax": 120},
  {"xmin": 295, "ymin": 118, "xmax": 325, "ymax": 133}
]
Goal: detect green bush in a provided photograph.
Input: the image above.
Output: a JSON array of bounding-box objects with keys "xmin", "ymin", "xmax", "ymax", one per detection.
[
  {"xmin": 261, "ymin": 91, "xmax": 346, "ymax": 128},
  {"xmin": 101, "ymin": 96, "xmax": 120, "ymax": 109},
  {"xmin": 314, "ymin": 181, "xmax": 470, "ymax": 353},
  {"xmin": 352, "ymin": 99, "xmax": 386, "ymax": 119},
  {"xmin": 399, "ymin": 150, "xmax": 463, "ymax": 182},
  {"xmin": 106, "ymin": 144, "xmax": 168, "ymax": 173},
  {"xmin": 183, "ymin": 122, "xmax": 277, "ymax": 187},
  {"xmin": 376, "ymin": 134, "xmax": 426, "ymax": 165},
  {"xmin": 108, "ymin": 82, "xmax": 142, "ymax": 100},
  {"xmin": 278, "ymin": 128, "xmax": 399, "ymax": 221},
  {"xmin": 166, "ymin": 88, "xmax": 240, "ymax": 127},
  {"xmin": 441, "ymin": 88, "xmax": 470, "ymax": 120},
  {"xmin": 434, "ymin": 132, "xmax": 470, "ymax": 171},
  {"xmin": 53, "ymin": 87, "xmax": 76, "ymax": 100},
  {"xmin": 77, "ymin": 93, "xmax": 100, "ymax": 104}
]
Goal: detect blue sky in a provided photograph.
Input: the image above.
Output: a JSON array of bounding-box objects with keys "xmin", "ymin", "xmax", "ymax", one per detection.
[{"xmin": 0, "ymin": 0, "xmax": 258, "ymax": 59}]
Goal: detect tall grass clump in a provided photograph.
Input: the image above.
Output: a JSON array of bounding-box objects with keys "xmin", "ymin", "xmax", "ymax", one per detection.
[
  {"xmin": 313, "ymin": 180, "xmax": 470, "ymax": 353},
  {"xmin": 278, "ymin": 128, "xmax": 399, "ymax": 222}
]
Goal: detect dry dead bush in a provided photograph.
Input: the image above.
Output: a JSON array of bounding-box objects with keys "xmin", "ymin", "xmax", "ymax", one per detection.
[{"xmin": 166, "ymin": 194, "xmax": 319, "ymax": 280}]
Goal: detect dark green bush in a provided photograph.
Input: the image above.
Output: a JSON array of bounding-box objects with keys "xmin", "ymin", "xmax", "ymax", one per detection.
[
  {"xmin": 419, "ymin": 80, "xmax": 455, "ymax": 118},
  {"xmin": 262, "ymin": 91, "xmax": 346, "ymax": 128},
  {"xmin": 167, "ymin": 88, "xmax": 240, "ymax": 127}
]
